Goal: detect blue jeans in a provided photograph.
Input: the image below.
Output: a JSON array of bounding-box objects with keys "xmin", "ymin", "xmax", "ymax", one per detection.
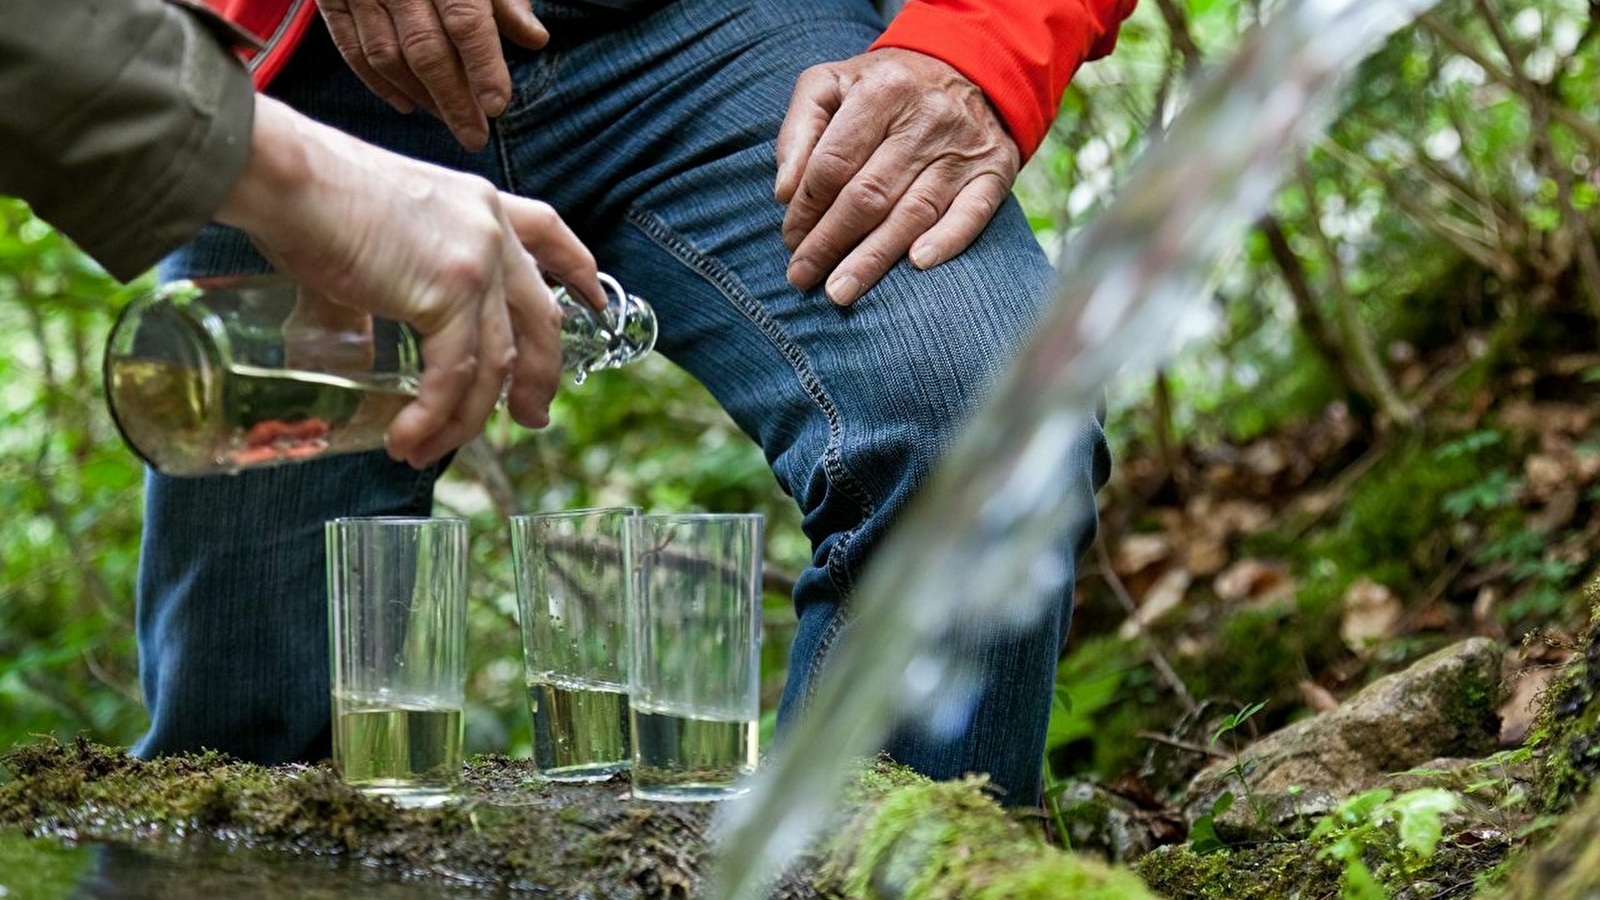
[{"xmin": 136, "ymin": 0, "xmax": 1109, "ymax": 803}]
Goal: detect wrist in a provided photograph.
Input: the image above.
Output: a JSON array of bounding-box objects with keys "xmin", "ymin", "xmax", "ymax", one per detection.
[{"xmin": 215, "ymin": 95, "xmax": 321, "ymax": 244}]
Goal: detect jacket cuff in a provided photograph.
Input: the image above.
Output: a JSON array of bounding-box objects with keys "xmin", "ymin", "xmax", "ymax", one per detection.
[
  {"xmin": 870, "ymin": 1, "xmax": 1122, "ymax": 160},
  {"xmin": 77, "ymin": 8, "xmax": 257, "ymax": 280}
]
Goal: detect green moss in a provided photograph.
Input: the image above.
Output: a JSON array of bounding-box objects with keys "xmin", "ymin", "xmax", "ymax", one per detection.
[
  {"xmin": 1441, "ymin": 662, "xmax": 1500, "ymax": 741},
  {"xmin": 3, "ymin": 739, "xmax": 1140, "ymax": 900},
  {"xmin": 1179, "ymin": 603, "xmax": 1331, "ymax": 714},
  {"xmin": 1135, "ymin": 842, "xmax": 1341, "ymax": 900},
  {"xmin": 0, "ymin": 737, "xmax": 711, "ymax": 896},
  {"xmin": 976, "ymin": 853, "xmax": 1154, "ymax": 900},
  {"xmin": 821, "ymin": 779, "xmax": 1157, "ymax": 900},
  {"xmin": 843, "ymin": 755, "xmax": 932, "ymax": 802}
]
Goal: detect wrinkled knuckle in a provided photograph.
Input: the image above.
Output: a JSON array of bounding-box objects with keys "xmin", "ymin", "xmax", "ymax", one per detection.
[
  {"xmin": 965, "ymin": 193, "xmax": 999, "ymax": 225},
  {"xmin": 439, "ymin": 249, "xmax": 492, "ymax": 295},
  {"xmin": 902, "ymin": 191, "xmax": 943, "ymax": 231},
  {"xmin": 366, "ymin": 38, "xmax": 404, "ymax": 72},
  {"xmin": 919, "ymin": 92, "xmax": 963, "ymax": 125},
  {"xmin": 491, "ymin": 346, "xmax": 516, "ymax": 377},
  {"xmin": 398, "ymin": 30, "xmax": 451, "ymax": 69},
  {"xmin": 845, "ymin": 178, "xmax": 894, "ymax": 218},
  {"xmin": 796, "ymin": 64, "xmax": 833, "ymax": 88},
  {"xmin": 808, "ymin": 148, "xmax": 859, "ymax": 189},
  {"xmin": 877, "ymin": 64, "xmax": 918, "ymax": 94},
  {"xmin": 436, "ymin": 0, "xmax": 484, "ymax": 34}
]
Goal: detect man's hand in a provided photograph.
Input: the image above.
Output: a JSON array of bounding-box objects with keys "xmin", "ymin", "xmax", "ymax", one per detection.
[
  {"xmin": 317, "ymin": 0, "xmax": 548, "ymax": 151},
  {"xmin": 217, "ymin": 95, "xmax": 603, "ymax": 468},
  {"xmin": 775, "ymin": 48, "xmax": 1021, "ymax": 306}
]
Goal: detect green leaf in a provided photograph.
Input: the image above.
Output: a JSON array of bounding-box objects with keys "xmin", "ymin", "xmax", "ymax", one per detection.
[{"xmin": 1390, "ymin": 788, "xmax": 1457, "ymax": 858}]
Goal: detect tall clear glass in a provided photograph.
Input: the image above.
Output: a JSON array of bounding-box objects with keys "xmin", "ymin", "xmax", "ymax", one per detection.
[
  {"xmin": 510, "ymin": 507, "xmax": 639, "ymax": 782},
  {"xmin": 624, "ymin": 513, "xmax": 763, "ymax": 801},
  {"xmin": 326, "ymin": 516, "xmax": 468, "ymax": 807}
]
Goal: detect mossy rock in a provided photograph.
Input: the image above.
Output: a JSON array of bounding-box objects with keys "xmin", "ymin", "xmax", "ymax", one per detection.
[
  {"xmin": 1530, "ymin": 615, "xmax": 1600, "ymax": 814},
  {"xmin": 0, "ymin": 738, "xmax": 1152, "ymax": 900}
]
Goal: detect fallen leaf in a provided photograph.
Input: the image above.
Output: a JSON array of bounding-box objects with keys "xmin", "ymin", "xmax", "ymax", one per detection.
[
  {"xmin": 1115, "ymin": 533, "xmax": 1173, "ymax": 576},
  {"xmin": 1213, "ymin": 558, "xmax": 1295, "ymax": 605},
  {"xmin": 1120, "ymin": 568, "xmax": 1193, "ymax": 638},
  {"xmin": 1298, "ymin": 680, "xmax": 1340, "ymax": 713},
  {"xmin": 1499, "ymin": 662, "xmax": 1564, "ymax": 746},
  {"xmin": 1340, "ymin": 577, "xmax": 1403, "ymax": 653}
]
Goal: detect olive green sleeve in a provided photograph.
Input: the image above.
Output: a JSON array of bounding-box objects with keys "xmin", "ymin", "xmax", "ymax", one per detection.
[{"xmin": 0, "ymin": 0, "xmax": 257, "ymax": 281}]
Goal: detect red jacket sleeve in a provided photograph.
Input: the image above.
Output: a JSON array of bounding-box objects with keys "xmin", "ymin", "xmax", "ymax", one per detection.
[{"xmin": 870, "ymin": 0, "xmax": 1138, "ymax": 160}]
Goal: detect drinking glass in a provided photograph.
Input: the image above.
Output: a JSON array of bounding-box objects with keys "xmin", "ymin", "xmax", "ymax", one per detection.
[
  {"xmin": 624, "ymin": 513, "xmax": 763, "ymax": 801},
  {"xmin": 326, "ymin": 516, "xmax": 468, "ymax": 807},
  {"xmin": 510, "ymin": 507, "xmax": 639, "ymax": 782}
]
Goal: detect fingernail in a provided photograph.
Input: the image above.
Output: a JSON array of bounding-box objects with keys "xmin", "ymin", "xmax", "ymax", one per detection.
[
  {"xmin": 826, "ymin": 273, "xmax": 861, "ymax": 306},
  {"xmin": 787, "ymin": 259, "xmax": 820, "ymax": 290},
  {"xmin": 478, "ymin": 91, "xmax": 507, "ymax": 117},
  {"xmin": 910, "ymin": 244, "xmax": 941, "ymax": 269},
  {"xmin": 774, "ymin": 162, "xmax": 792, "ymax": 199}
]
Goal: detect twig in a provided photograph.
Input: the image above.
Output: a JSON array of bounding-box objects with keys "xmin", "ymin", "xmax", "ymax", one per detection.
[
  {"xmin": 1294, "ymin": 162, "xmax": 1418, "ymax": 430},
  {"xmin": 1094, "ymin": 540, "xmax": 1199, "ymax": 715},
  {"xmin": 1153, "ymin": 0, "xmax": 1204, "ymax": 76},
  {"xmin": 1136, "ymin": 730, "xmax": 1230, "ymax": 760},
  {"xmin": 1318, "ymin": 139, "xmax": 1519, "ymax": 278},
  {"xmin": 1259, "ymin": 214, "xmax": 1367, "ymax": 411}
]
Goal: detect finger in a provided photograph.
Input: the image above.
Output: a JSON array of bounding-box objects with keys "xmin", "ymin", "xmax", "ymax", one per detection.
[
  {"xmin": 780, "ymin": 95, "xmax": 892, "ymax": 257},
  {"xmin": 492, "ymin": 0, "xmax": 550, "ymax": 49},
  {"xmin": 500, "ymin": 247, "xmax": 564, "ymax": 429},
  {"xmin": 785, "ymin": 136, "xmax": 937, "ymax": 293},
  {"xmin": 812, "ymin": 167, "xmax": 957, "ymax": 306},
  {"xmin": 345, "ymin": 0, "xmax": 436, "ymax": 113},
  {"xmin": 907, "ymin": 172, "xmax": 1014, "ymax": 272},
  {"xmin": 384, "ymin": 305, "xmax": 480, "ymax": 465},
  {"xmin": 501, "ymin": 196, "xmax": 604, "ymax": 310},
  {"xmin": 775, "ymin": 66, "xmax": 842, "ymax": 204},
  {"xmin": 417, "ymin": 269, "xmax": 515, "ymax": 464},
  {"xmin": 433, "ymin": 0, "xmax": 513, "ymax": 117},
  {"xmin": 387, "ymin": 0, "xmax": 489, "ymax": 150},
  {"xmin": 387, "ymin": 276, "xmax": 513, "ymax": 466},
  {"xmin": 324, "ymin": 0, "xmax": 418, "ymax": 112}
]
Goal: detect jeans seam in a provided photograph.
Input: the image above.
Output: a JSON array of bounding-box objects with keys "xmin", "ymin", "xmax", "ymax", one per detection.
[
  {"xmin": 623, "ymin": 206, "xmax": 876, "ymax": 599},
  {"xmin": 803, "ymin": 603, "xmax": 849, "ymax": 707},
  {"xmin": 496, "ymin": 54, "xmax": 563, "ymax": 183}
]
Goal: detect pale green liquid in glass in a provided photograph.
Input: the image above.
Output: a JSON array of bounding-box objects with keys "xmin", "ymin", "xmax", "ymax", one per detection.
[
  {"xmin": 334, "ymin": 697, "xmax": 463, "ymax": 807},
  {"xmin": 528, "ymin": 678, "xmax": 630, "ymax": 781},
  {"xmin": 628, "ymin": 702, "xmax": 757, "ymax": 801}
]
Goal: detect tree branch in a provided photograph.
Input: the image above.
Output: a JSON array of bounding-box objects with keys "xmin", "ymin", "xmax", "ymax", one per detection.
[{"xmin": 1417, "ymin": 11, "xmax": 1600, "ymax": 153}]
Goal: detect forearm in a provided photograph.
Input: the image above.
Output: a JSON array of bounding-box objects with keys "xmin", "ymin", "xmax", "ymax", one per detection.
[{"xmin": 0, "ymin": 0, "xmax": 255, "ymax": 281}]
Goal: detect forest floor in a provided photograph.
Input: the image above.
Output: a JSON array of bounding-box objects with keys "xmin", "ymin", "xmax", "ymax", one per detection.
[{"xmin": 1049, "ymin": 303, "xmax": 1600, "ymax": 897}]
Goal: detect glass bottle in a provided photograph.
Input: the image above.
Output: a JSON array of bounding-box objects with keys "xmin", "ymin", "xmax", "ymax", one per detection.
[{"xmin": 103, "ymin": 272, "xmax": 657, "ymax": 476}]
